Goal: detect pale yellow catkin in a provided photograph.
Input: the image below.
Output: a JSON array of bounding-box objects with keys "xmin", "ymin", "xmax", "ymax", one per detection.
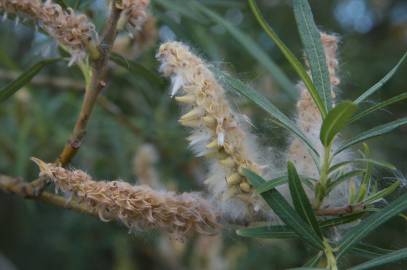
[
  {"xmin": 31, "ymin": 158, "xmax": 219, "ymax": 236},
  {"xmin": 156, "ymin": 41, "xmax": 266, "ymax": 220},
  {"xmin": 0, "ymin": 0, "xmax": 98, "ymax": 65}
]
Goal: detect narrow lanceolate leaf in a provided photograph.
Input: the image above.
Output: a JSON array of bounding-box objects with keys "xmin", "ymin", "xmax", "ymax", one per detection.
[
  {"xmin": 110, "ymin": 53, "xmax": 165, "ymax": 88},
  {"xmin": 351, "ymin": 92, "xmax": 407, "ymax": 123},
  {"xmin": 303, "ymin": 252, "xmax": 323, "ymax": 267},
  {"xmin": 354, "ymin": 51, "xmax": 407, "ymax": 104},
  {"xmin": 0, "ymin": 58, "xmax": 60, "ymax": 103},
  {"xmin": 217, "ymin": 70, "xmax": 319, "ymax": 162},
  {"xmin": 287, "ymin": 162, "xmax": 322, "ymax": 238},
  {"xmin": 244, "ymin": 169, "xmax": 324, "ymax": 249},
  {"xmin": 363, "ymin": 180, "xmax": 400, "ymax": 205},
  {"xmin": 327, "ymin": 170, "xmax": 364, "ymax": 192},
  {"xmin": 335, "ymin": 117, "xmax": 407, "ymax": 155},
  {"xmin": 255, "ymin": 175, "xmax": 288, "ymax": 193},
  {"xmin": 320, "ymin": 101, "xmax": 358, "ymax": 146},
  {"xmin": 293, "ymin": 0, "xmax": 332, "ymax": 110},
  {"xmin": 193, "ymin": 2, "xmax": 297, "ymax": 98},
  {"xmin": 349, "ymin": 248, "xmax": 407, "ymax": 270},
  {"xmin": 329, "ymin": 158, "xmax": 396, "ymax": 174},
  {"xmin": 237, "ymin": 225, "xmax": 297, "ymax": 239},
  {"xmin": 337, "ymin": 192, "xmax": 407, "ymax": 258},
  {"xmin": 350, "ymin": 243, "xmax": 394, "ymax": 259},
  {"xmin": 248, "ymin": 0, "xmax": 327, "ymax": 117}
]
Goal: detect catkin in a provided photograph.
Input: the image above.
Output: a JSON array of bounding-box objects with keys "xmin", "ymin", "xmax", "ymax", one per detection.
[
  {"xmin": 156, "ymin": 41, "xmax": 267, "ymax": 220},
  {"xmin": 0, "ymin": 0, "xmax": 98, "ymax": 65},
  {"xmin": 288, "ymin": 32, "xmax": 351, "ymax": 207},
  {"xmin": 31, "ymin": 158, "xmax": 219, "ymax": 236},
  {"xmin": 115, "ymin": 0, "xmax": 149, "ymax": 35}
]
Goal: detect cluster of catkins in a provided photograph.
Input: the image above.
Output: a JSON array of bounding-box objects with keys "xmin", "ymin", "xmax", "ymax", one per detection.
[
  {"xmin": 156, "ymin": 32, "xmax": 350, "ymax": 221},
  {"xmin": 31, "ymin": 158, "xmax": 219, "ymax": 236},
  {"xmin": 0, "ymin": 0, "xmax": 98, "ymax": 65}
]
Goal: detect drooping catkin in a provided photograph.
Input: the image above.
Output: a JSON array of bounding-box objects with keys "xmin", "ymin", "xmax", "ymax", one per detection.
[
  {"xmin": 115, "ymin": 0, "xmax": 149, "ymax": 36},
  {"xmin": 31, "ymin": 158, "xmax": 219, "ymax": 236},
  {"xmin": 156, "ymin": 41, "xmax": 267, "ymax": 220},
  {"xmin": 0, "ymin": 0, "xmax": 98, "ymax": 65},
  {"xmin": 288, "ymin": 32, "xmax": 351, "ymax": 207}
]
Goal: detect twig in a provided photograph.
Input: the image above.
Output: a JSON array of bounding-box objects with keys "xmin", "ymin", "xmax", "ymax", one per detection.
[
  {"xmin": 0, "ymin": 175, "xmax": 97, "ymax": 217},
  {"xmin": 57, "ymin": 1, "xmax": 122, "ymax": 166},
  {"xmin": 315, "ymin": 204, "xmax": 366, "ymax": 216}
]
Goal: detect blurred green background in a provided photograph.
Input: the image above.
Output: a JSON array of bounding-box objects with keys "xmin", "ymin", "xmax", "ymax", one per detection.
[{"xmin": 0, "ymin": 0, "xmax": 406, "ymax": 269}]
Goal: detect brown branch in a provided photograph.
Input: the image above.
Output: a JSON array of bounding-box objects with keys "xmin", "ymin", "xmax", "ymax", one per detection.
[
  {"xmin": 0, "ymin": 175, "xmax": 97, "ymax": 217},
  {"xmin": 57, "ymin": 1, "xmax": 123, "ymax": 167},
  {"xmin": 315, "ymin": 204, "xmax": 366, "ymax": 216}
]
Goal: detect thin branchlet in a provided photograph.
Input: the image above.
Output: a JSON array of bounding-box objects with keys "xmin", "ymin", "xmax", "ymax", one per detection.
[{"xmin": 31, "ymin": 158, "xmax": 220, "ymax": 237}]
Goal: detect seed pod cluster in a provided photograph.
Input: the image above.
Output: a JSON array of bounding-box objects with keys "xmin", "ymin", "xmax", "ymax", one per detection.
[{"xmin": 157, "ymin": 41, "xmax": 266, "ymax": 220}]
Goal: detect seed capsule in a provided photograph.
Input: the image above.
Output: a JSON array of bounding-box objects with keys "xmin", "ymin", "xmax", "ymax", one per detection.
[
  {"xmin": 206, "ymin": 138, "xmax": 219, "ymax": 149},
  {"xmin": 220, "ymin": 157, "xmax": 235, "ymax": 168},
  {"xmin": 203, "ymin": 116, "xmax": 217, "ymax": 127},
  {"xmin": 239, "ymin": 181, "xmax": 251, "ymax": 193},
  {"xmin": 175, "ymin": 95, "xmax": 195, "ymax": 104},
  {"xmin": 180, "ymin": 107, "xmax": 202, "ymax": 121},
  {"xmin": 227, "ymin": 173, "xmax": 241, "ymax": 185}
]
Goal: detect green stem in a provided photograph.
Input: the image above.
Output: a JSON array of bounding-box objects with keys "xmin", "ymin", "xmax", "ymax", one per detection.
[{"xmin": 315, "ymin": 144, "xmax": 332, "ymax": 208}]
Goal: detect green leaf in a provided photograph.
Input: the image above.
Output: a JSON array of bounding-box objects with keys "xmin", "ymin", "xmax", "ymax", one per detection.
[
  {"xmin": 354, "ymin": 52, "xmax": 407, "ymax": 104},
  {"xmin": 363, "ymin": 180, "xmax": 400, "ymax": 205},
  {"xmin": 303, "ymin": 252, "xmax": 323, "ymax": 267},
  {"xmin": 327, "ymin": 170, "xmax": 364, "ymax": 192},
  {"xmin": 320, "ymin": 101, "xmax": 358, "ymax": 146},
  {"xmin": 287, "ymin": 162, "xmax": 322, "ymax": 238},
  {"xmin": 237, "ymin": 213, "xmax": 363, "ymax": 240},
  {"xmin": 0, "ymin": 58, "xmax": 60, "ymax": 103},
  {"xmin": 248, "ymin": 0, "xmax": 326, "ymax": 117},
  {"xmin": 335, "ymin": 117, "xmax": 407, "ymax": 155},
  {"xmin": 154, "ymin": 0, "xmax": 207, "ymax": 22},
  {"xmin": 110, "ymin": 53, "xmax": 165, "ymax": 88},
  {"xmin": 237, "ymin": 225, "xmax": 297, "ymax": 239},
  {"xmin": 192, "ymin": 1, "xmax": 297, "ymax": 99},
  {"xmin": 217, "ymin": 70, "xmax": 319, "ymax": 162},
  {"xmin": 329, "ymin": 159, "xmax": 396, "ymax": 174},
  {"xmin": 255, "ymin": 175, "xmax": 315, "ymax": 194},
  {"xmin": 319, "ymin": 213, "xmax": 364, "ymax": 228},
  {"xmin": 293, "ymin": 0, "xmax": 332, "ymax": 110},
  {"xmin": 337, "ymin": 192, "xmax": 407, "ymax": 258},
  {"xmin": 348, "ymin": 248, "xmax": 407, "ymax": 270},
  {"xmin": 351, "ymin": 92, "xmax": 407, "ymax": 123},
  {"xmin": 350, "ymin": 243, "xmax": 394, "ymax": 259},
  {"xmin": 244, "ymin": 170, "xmax": 324, "ymax": 249}
]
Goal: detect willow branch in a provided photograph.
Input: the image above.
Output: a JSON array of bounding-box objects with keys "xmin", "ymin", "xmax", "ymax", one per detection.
[
  {"xmin": 0, "ymin": 175, "xmax": 97, "ymax": 217},
  {"xmin": 315, "ymin": 204, "xmax": 366, "ymax": 216},
  {"xmin": 57, "ymin": 1, "xmax": 122, "ymax": 166}
]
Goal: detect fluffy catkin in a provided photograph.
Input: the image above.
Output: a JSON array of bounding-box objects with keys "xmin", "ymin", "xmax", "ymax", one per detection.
[
  {"xmin": 115, "ymin": 0, "xmax": 149, "ymax": 35},
  {"xmin": 156, "ymin": 41, "xmax": 267, "ymax": 221},
  {"xmin": 31, "ymin": 158, "xmax": 219, "ymax": 236},
  {"xmin": 288, "ymin": 32, "xmax": 351, "ymax": 207},
  {"xmin": 0, "ymin": 0, "xmax": 98, "ymax": 65}
]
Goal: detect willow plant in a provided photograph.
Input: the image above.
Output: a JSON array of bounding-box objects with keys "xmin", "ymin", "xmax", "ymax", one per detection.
[{"xmin": 0, "ymin": 0, "xmax": 406, "ymax": 269}]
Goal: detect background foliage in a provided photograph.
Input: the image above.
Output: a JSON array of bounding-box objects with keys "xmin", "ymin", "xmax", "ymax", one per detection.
[{"xmin": 0, "ymin": 0, "xmax": 406, "ymax": 269}]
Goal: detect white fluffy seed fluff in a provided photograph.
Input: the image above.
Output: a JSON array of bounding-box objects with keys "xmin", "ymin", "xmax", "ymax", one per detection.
[
  {"xmin": 287, "ymin": 32, "xmax": 354, "ymax": 208},
  {"xmin": 156, "ymin": 41, "xmax": 269, "ymax": 221}
]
